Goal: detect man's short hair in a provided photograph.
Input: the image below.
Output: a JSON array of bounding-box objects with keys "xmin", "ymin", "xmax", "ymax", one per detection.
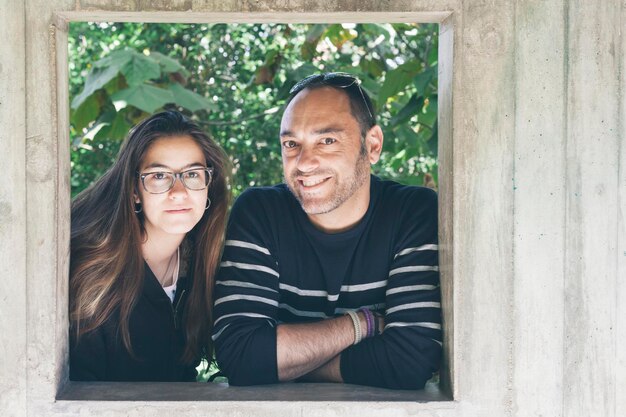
[{"xmin": 286, "ymin": 72, "xmax": 377, "ymax": 140}]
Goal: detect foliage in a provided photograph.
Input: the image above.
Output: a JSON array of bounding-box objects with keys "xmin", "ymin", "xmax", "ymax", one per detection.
[{"xmin": 69, "ymin": 22, "xmax": 439, "ymax": 197}]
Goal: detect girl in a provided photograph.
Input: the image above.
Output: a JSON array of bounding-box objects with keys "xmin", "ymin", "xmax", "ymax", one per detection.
[{"xmin": 69, "ymin": 111, "xmax": 230, "ymax": 381}]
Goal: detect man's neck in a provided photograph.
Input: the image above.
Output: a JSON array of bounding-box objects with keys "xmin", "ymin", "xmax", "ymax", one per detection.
[{"xmin": 307, "ymin": 183, "xmax": 371, "ymax": 234}]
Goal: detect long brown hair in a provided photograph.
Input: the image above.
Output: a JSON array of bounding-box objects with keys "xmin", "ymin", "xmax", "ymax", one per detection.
[{"xmin": 70, "ymin": 110, "xmax": 231, "ymax": 363}]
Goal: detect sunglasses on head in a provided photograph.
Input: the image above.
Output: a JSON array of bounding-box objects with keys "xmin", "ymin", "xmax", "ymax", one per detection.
[{"xmin": 289, "ymin": 72, "xmax": 374, "ymax": 121}]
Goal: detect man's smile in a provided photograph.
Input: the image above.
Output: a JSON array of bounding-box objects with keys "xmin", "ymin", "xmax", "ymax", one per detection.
[{"xmin": 299, "ymin": 176, "xmax": 331, "ymax": 188}]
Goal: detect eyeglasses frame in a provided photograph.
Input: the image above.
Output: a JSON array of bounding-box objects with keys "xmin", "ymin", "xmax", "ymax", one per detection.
[{"xmin": 138, "ymin": 167, "xmax": 214, "ymax": 194}]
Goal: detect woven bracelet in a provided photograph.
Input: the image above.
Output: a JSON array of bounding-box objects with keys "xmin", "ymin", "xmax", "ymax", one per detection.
[{"xmin": 346, "ymin": 310, "xmax": 362, "ymax": 345}]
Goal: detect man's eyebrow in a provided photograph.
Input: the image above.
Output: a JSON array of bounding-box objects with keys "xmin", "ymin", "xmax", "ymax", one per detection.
[
  {"xmin": 279, "ymin": 126, "xmax": 345, "ymax": 138},
  {"xmin": 279, "ymin": 129, "xmax": 295, "ymax": 138},
  {"xmin": 313, "ymin": 127, "xmax": 344, "ymax": 135},
  {"xmin": 142, "ymin": 162, "xmax": 206, "ymax": 170}
]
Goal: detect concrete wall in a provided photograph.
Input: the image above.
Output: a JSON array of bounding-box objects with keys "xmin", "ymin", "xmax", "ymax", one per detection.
[{"xmin": 0, "ymin": 0, "xmax": 624, "ymax": 416}]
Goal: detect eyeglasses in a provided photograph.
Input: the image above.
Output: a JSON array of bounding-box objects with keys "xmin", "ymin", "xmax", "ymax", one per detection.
[
  {"xmin": 139, "ymin": 167, "xmax": 213, "ymax": 194},
  {"xmin": 289, "ymin": 72, "xmax": 374, "ymax": 122}
]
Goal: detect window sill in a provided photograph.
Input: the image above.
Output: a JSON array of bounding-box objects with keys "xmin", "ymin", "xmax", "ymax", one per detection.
[{"xmin": 57, "ymin": 381, "xmax": 451, "ymax": 402}]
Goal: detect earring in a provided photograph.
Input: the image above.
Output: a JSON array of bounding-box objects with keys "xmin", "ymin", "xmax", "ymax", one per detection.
[
  {"xmin": 205, "ymin": 197, "xmax": 212, "ymax": 210},
  {"xmin": 134, "ymin": 202, "xmax": 142, "ymax": 214}
]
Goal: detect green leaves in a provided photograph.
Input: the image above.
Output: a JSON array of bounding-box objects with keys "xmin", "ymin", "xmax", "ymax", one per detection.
[
  {"xmin": 110, "ymin": 84, "xmax": 174, "ymax": 113},
  {"xmin": 72, "ymin": 48, "xmax": 196, "ymax": 110},
  {"xmin": 92, "ymin": 48, "xmax": 134, "ymax": 70},
  {"xmin": 120, "ymin": 52, "xmax": 161, "ymax": 85},
  {"xmin": 150, "ymin": 51, "xmax": 189, "ymax": 77},
  {"xmin": 71, "ymin": 92, "xmax": 101, "ymax": 131},
  {"xmin": 324, "ymin": 24, "xmax": 357, "ymax": 48},
  {"xmin": 70, "ymin": 44, "xmax": 217, "ymax": 133},
  {"xmin": 69, "ymin": 22, "xmax": 440, "ymax": 197},
  {"xmin": 379, "ymin": 60, "xmax": 422, "ymax": 106},
  {"xmin": 392, "ymin": 94, "xmax": 421, "ymax": 126},
  {"xmin": 168, "ymin": 83, "xmax": 217, "ymax": 112},
  {"xmin": 414, "ymin": 65, "xmax": 436, "ymax": 95},
  {"xmin": 71, "ymin": 65, "xmax": 119, "ymax": 109},
  {"xmin": 91, "ymin": 49, "xmax": 161, "ymax": 86},
  {"xmin": 301, "ymin": 24, "xmax": 326, "ymax": 61},
  {"xmin": 419, "ymin": 95, "xmax": 438, "ymax": 128},
  {"xmin": 107, "ymin": 79, "xmax": 218, "ymax": 114}
]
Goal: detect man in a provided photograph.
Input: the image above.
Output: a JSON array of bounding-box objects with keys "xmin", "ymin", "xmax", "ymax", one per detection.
[{"xmin": 212, "ymin": 73, "xmax": 441, "ymax": 389}]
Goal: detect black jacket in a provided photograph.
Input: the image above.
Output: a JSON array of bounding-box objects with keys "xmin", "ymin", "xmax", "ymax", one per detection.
[{"xmin": 70, "ymin": 264, "xmax": 198, "ymax": 381}]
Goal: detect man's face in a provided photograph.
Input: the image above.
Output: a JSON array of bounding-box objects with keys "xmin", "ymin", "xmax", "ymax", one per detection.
[{"xmin": 279, "ymin": 87, "xmax": 376, "ymax": 216}]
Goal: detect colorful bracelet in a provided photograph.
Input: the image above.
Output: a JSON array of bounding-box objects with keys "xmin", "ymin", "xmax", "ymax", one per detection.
[
  {"xmin": 345, "ymin": 310, "xmax": 362, "ymax": 345},
  {"xmin": 359, "ymin": 308, "xmax": 374, "ymax": 338}
]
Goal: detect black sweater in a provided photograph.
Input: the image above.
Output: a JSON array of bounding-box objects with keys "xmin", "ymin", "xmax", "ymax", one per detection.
[
  {"xmin": 213, "ymin": 176, "xmax": 442, "ymax": 389},
  {"xmin": 70, "ymin": 265, "xmax": 197, "ymax": 381}
]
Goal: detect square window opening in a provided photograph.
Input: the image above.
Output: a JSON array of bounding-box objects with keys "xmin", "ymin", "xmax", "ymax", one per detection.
[{"xmin": 56, "ymin": 11, "xmax": 454, "ymax": 404}]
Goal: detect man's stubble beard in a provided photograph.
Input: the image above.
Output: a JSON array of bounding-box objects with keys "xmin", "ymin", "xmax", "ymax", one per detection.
[{"xmin": 285, "ymin": 150, "xmax": 370, "ymax": 215}]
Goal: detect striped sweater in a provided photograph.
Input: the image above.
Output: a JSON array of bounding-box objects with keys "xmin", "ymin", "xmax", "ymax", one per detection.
[{"xmin": 212, "ymin": 175, "xmax": 442, "ymax": 389}]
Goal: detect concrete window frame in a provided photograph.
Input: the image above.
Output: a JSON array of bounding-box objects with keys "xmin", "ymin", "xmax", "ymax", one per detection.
[{"xmin": 49, "ymin": 10, "xmax": 455, "ymax": 415}]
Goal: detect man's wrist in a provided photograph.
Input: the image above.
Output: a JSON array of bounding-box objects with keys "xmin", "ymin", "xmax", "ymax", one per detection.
[
  {"xmin": 359, "ymin": 308, "xmax": 375, "ymax": 337},
  {"xmin": 345, "ymin": 311, "xmax": 362, "ymax": 344},
  {"xmin": 345, "ymin": 310, "xmax": 380, "ymax": 345}
]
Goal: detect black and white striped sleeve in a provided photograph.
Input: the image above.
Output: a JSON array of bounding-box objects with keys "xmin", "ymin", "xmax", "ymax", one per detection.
[
  {"xmin": 212, "ymin": 190, "xmax": 281, "ymax": 385},
  {"xmin": 340, "ymin": 188, "xmax": 442, "ymax": 389}
]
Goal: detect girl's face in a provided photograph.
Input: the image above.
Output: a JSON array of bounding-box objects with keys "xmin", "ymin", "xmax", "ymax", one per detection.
[{"xmin": 135, "ymin": 135, "xmax": 209, "ymax": 239}]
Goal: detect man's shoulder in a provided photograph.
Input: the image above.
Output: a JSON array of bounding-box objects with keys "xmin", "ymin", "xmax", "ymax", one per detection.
[
  {"xmin": 225, "ymin": 184, "xmax": 295, "ymax": 247},
  {"xmin": 228, "ymin": 184, "xmax": 298, "ymax": 231},
  {"xmin": 374, "ymin": 176, "xmax": 438, "ymax": 209},
  {"xmin": 370, "ymin": 177, "xmax": 439, "ymax": 248}
]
